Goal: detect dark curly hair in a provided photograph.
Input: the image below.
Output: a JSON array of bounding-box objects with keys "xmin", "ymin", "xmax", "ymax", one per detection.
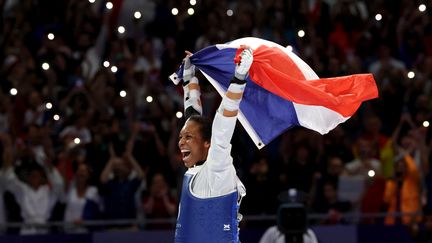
[{"xmin": 186, "ymin": 115, "xmax": 212, "ymax": 143}]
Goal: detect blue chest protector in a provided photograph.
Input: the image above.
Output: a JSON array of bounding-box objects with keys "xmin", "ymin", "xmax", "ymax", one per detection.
[{"xmin": 174, "ymin": 173, "xmax": 239, "ymax": 243}]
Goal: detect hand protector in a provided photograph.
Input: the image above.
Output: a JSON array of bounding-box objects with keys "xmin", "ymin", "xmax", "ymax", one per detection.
[
  {"xmin": 234, "ymin": 48, "xmax": 253, "ymax": 80},
  {"xmin": 182, "ymin": 56, "xmax": 195, "ymax": 82}
]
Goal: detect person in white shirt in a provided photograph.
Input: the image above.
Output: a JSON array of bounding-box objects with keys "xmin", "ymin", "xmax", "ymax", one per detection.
[
  {"xmin": 1, "ymin": 134, "xmax": 64, "ymax": 235},
  {"xmin": 259, "ymin": 226, "xmax": 319, "ymax": 243},
  {"xmin": 344, "ymin": 138, "xmax": 382, "ymax": 178},
  {"xmin": 174, "ymin": 48, "xmax": 252, "ymax": 243},
  {"xmin": 64, "ymin": 163, "xmax": 101, "ymax": 233},
  {"xmin": 59, "ymin": 115, "xmax": 92, "ymax": 148}
]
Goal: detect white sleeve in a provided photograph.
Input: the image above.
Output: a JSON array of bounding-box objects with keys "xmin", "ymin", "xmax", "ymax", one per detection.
[
  {"xmin": 191, "ymin": 83, "xmax": 244, "ymax": 197},
  {"xmin": 191, "ymin": 111, "xmax": 239, "ymax": 198},
  {"xmin": 206, "ymin": 112, "xmax": 237, "ymax": 170},
  {"xmin": 206, "ymin": 81, "xmax": 245, "ymax": 169},
  {"xmin": 2, "ymin": 167, "xmax": 25, "ymax": 201},
  {"xmin": 47, "ymin": 168, "xmax": 65, "ymax": 205}
]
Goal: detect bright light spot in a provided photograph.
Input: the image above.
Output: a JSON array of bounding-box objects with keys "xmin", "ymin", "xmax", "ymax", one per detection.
[
  {"xmin": 226, "ymin": 9, "xmax": 233, "ymax": 16},
  {"xmin": 368, "ymin": 170, "xmax": 375, "ymax": 178},
  {"xmin": 45, "ymin": 102, "xmax": 53, "ymax": 110},
  {"xmin": 288, "ymin": 188, "xmax": 297, "ymax": 197},
  {"xmin": 74, "ymin": 138, "xmax": 81, "ymax": 144},
  {"xmin": 106, "ymin": 2, "xmax": 113, "ymax": 10},
  {"xmin": 111, "ymin": 66, "xmax": 118, "ymax": 73},
  {"xmin": 286, "ymin": 45, "xmax": 293, "ymax": 52},
  {"xmin": 42, "ymin": 62, "xmax": 50, "ymax": 70},
  {"xmin": 119, "ymin": 90, "xmax": 127, "ymax": 97},
  {"xmin": 375, "ymin": 14, "xmax": 382, "ymax": 21},
  {"xmin": 408, "ymin": 71, "xmax": 415, "ymax": 79},
  {"xmin": 117, "ymin": 26, "xmax": 125, "ymax": 34},
  {"xmin": 53, "ymin": 114, "xmax": 60, "ymax": 121},
  {"xmin": 190, "ymin": 0, "xmax": 196, "ymax": 5},
  {"xmin": 419, "ymin": 4, "xmax": 427, "ymax": 12},
  {"xmin": 134, "ymin": 11, "xmax": 142, "ymax": 19},
  {"xmin": 176, "ymin": 111, "xmax": 183, "ymax": 118},
  {"xmin": 187, "ymin": 8, "xmax": 194, "ymax": 15},
  {"xmin": 423, "ymin": 121, "xmax": 430, "ymax": 128},
  {"xmin": 171, "ymin": 8, "xmax": 179, "ymax": 15},
  {"xmin": 103, "ymin": 61, "xmax": 110, "ymax": 68},
  {"xmin": 47, "ymin": 33, "xmax": 55, "ymax": 40},
  {"xmin": 10, "ymin": 88, "xmax": 17, "ymax": 96},
  {"xmin": 297, "ymin": 30, "xmax": 305, "ymax": 38},
  {"xmin": 89, "ymin": 0, "xmax": 95, "ymax": 3},
  {"xmin": 146, "ymin": 96, "xmax": 153, "ymax": 103}
]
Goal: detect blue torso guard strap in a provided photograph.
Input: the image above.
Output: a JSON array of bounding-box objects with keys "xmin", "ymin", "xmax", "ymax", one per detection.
[{"xmin": 174, "ymin": 173, "xmax": 239, "ymax": 243}]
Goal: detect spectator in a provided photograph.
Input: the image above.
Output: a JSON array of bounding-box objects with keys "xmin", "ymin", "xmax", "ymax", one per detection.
[
  {"xmin": 310, "ymin": 155, "xmax": 344, "ymax": 210},
  {"xmin": 360, "ymin": 116, "xmax": 392, "ymax": 177},
  {"xmin": 368, "ymin": 44, "xmax": 406, "ymax": 78},
  {"xmin": 392, "ymin": 112, "xmax": 429, "ymax": 178},
  {"xmin": 23, "ymin": 90, "xmax": 46, "ymax": 127},
  {"xmin": 1, "ymin": 134, "xmax": 64, "ymax": 235},
  {"xmin": 59, "ymin": 114, "xmax": 92, "ymax": 148},
  {"xmin": 243, "ymin": 155, "xmax": 278, "ymax": 216},
  {"xmin": 142, "ymin": 172, "xmax": 176, "ymax": 229},
  {"xmin": 313, "ymin": 181, "xmax": 351, "ymax": 224},
  {"xmin": 344, "ymin": 138, "xmax": 382, "ymax": 179},
  {"xmin": 383, "ymin": 154, "xmax": 421, "ymax": 226},
  {"xmin": 322, "ymin": 126, "xmax": 354, "ymax": 164},
  {"xmin": 279, "ymin": 145, "xmax": 316, "ymax": 193},
  {"xmin": 64, "ymin": 163, "xmax": 101, "ymax": 233},
  {"xmin": 99, "ymin": 131, "xmax": 145, "ymax": 221}
]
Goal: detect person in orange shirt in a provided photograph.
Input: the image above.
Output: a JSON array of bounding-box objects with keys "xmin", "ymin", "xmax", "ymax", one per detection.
[{"xmin": 383, "ymin": 154, "xmax": 421, "ymax": 225}]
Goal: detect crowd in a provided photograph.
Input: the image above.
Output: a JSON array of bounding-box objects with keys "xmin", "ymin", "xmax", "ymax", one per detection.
[{"xmin": 0, "ymin": 0, "xmax": 431, "ymax": 240}]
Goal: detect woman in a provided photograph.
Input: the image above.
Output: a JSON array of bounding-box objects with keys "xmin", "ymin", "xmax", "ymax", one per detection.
[
  {"xmin": 142, "ymin": 172, "xmax": 177, "ymax": 229},
  {"xmin": 64, "ymin": 163, "xmax": 101, "ymax": 233}
]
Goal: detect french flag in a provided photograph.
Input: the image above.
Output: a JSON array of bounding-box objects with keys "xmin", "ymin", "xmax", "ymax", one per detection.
[{"xmin": 170, "ymin": 37, "xmax": 378, "ymax": 149}]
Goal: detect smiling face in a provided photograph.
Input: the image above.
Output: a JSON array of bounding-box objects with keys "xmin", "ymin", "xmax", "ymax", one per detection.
[{"xmin": 178, "ymin": 119, "xmax": 210, "ymax": 168}]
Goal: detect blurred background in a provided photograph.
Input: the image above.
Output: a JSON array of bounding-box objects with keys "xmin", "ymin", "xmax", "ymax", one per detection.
[{"xmin": 0, "ymin": 0, "xmax": 431, "ymax": 242}]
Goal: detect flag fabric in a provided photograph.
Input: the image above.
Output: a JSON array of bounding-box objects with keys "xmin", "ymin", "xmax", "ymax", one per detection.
[{"xmin": 170, "ymin": 37, "xmax": 378, "ymax": 149}]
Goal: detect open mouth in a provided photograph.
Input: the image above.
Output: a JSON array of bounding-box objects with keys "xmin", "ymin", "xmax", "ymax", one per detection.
[{"xmin": 181, "ymin": 150, "xmax": 191, "ymax": 160}]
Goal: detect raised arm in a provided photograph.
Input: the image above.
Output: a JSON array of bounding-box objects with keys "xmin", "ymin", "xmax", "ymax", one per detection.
[
  {"xmin": 1, "ymin": 134, "xmax": 25, "ymax": 195},
  {"xmin": 182, "ymin": 51, "xmax": 202, "ymax": 119},
  {"xmin": 391, "ymin": 112, "xmax": 417, "ymax": 150},
  {"xmin": 191, "ymin": 48, "xmax": 252, "ymax": 197},
  {"xmin": 205, "ymin": 47, "xmax": 253, "ymax": 170},
  {"xmin": 124, "ymin": 152, "xmax": 145, "ymax": 180},
  {"xmin": 100, "ymin": 157, "xmax": 115, "ymax": 184},
  {"xmin": 210, "ymin": 47, "xmax": 253, "ymax": 150}
]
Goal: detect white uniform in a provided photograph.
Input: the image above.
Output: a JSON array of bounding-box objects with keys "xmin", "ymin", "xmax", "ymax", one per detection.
[
  {"xmin": 179, "ymin": 49, "xmax": 251, "ymax": 203},
  {"xmin": 187, "ymin": 111, "xmax": 246, "ymax": 199}
]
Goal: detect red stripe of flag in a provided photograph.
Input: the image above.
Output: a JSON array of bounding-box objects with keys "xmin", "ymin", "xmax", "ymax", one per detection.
[{"xmin": 243, "ymin": 45, "xmax": 378, "ymax": 117}]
